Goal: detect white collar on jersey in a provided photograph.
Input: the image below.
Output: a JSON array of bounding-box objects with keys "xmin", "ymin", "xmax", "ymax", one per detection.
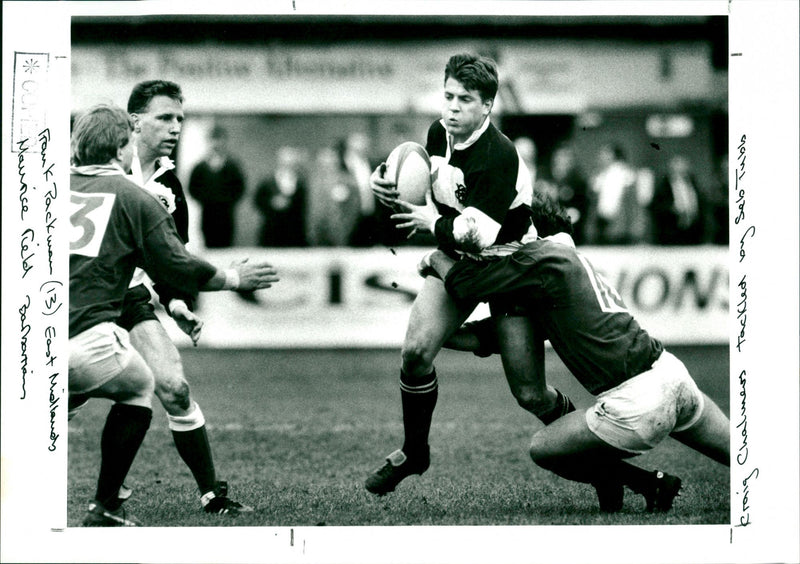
[
  {"xmin": 543, "ymin": 232, "xmax": 576, "ymax": 249},
  {"xmin": 128, "ymin": 144, "xmax": 175, "ymax": 187},
  {"xmin": 70, "ymin": 163, "xmax": 126, "ymax": 176},
  {"xmin": 442, "ymin": 115, "xmax": 492, "ymax": 157}
]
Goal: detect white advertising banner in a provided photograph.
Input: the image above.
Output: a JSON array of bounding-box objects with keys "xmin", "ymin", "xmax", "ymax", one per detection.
[
  {"xmin": 157, "ymin": 246, "xmax": 729, "ymax": 348},
  {"xmin": 71, "ymin": 41, "xmax": 713, "ymax": 114}
]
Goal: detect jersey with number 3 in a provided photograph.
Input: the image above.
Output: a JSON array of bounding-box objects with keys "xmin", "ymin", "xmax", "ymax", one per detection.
[
  {"xmin": 444, "ymin": 238, "xmax": 663, "ymax": 394},
  {"xmin": 69, "ymin": 173, "xmax": 215, "ymax": 338}
]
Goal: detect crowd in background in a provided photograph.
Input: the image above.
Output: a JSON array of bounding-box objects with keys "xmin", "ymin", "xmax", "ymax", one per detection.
[
  {"xmin": 188, "ymin": 128, "xmax": 729, "ymax": 251},
  {"xmin": 527, "ymin": 139, "xmax": 728, "ymax": 247}
]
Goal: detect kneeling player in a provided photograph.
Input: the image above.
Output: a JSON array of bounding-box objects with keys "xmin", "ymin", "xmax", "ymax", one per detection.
[{"xmin": 425, "ymin": 193, "xmax": 730, "ymax": 512}]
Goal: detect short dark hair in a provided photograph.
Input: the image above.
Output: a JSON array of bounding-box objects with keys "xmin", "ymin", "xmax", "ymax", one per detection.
[
  {"xmin": 529, "ymin": 191, "xmax": 574, "ymax": 238},
  {"xmin": 444, "ymin": 53, "xmax": 499, "ymax": 102},
  {"xmin": 71, "ymin": 104, "xmax": 133, "ymax": 166},
  {"xmin": 127, "ymin": 80, "xmax": 184, "ymax": 114}
]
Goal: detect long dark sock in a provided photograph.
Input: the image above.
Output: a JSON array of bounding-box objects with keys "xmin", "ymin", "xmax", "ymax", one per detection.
[
  {"xmin": 172, "ymin": 426, "xmax": 217, "ymax": 495},
  {"xmin": 536, "ymin": 452, "xmax": 606, "ymax": 485},
  {"xmin": 168, "ymin": 403, "xmax": 217, "ymax": 495},
  {"xmin": 538, "ymin": 452, "xmax": 652, "ymax": 490},
  {"xmin": 400, "ymin": 368, "xmax": 438, "ymax": 459},
  {"xmin": 613, "ymin": 459, "xmax": 657, "ymax": 494},
  {"xmin": 95, "ymin": 403, "xmax": 152, "ymax": 510}
]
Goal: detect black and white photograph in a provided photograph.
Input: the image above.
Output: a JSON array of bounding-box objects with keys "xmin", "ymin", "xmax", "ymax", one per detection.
[{"xmin": 1, "ymin": 1, "xmax": 798, "ymax": 563}]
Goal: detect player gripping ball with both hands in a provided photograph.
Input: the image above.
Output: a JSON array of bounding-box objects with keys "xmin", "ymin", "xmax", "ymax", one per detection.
[{"xmin": 365, "ymin": 53, "xmax": 576, "ymax": 497}]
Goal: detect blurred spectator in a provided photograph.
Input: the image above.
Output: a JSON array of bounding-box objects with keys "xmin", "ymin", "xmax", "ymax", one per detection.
[
  {"xmin": 633, "ymin": 167, "xmax": 656, "ymax": 244},
  {"xmin": 306, "ymin": 144, "xmax": 361, "ymax": 246},
  {"xmin": 254, "ymin": 146, "xmax": 308, "ymax": 247},
  {"xmin": 188, "ymin": 125, "xmax": 246, "ymax": 248},
  {"xmin": 342, "ymin": 132, "xmax": 380, "ymax": 246},
  {"xmin": 540, "ymin": 144, "xmax": 591, "ymax": 245},
  {"xmin": 706, "ymin": 153, "xmax": 729, "ymax": 245},
  {"xmin": 514, "ymin": 136, "xmax": 538, "ymax": 189},
  {"xmin": 649, "ymin": 155, "xmax": 705, "ymax": 245},
  {"xmin": 588, "ymin": 143, "xmax": 641, "ymax": 245}
]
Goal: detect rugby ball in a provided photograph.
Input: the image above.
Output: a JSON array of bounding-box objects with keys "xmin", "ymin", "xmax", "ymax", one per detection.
[{"xmin": 384, "ymin": 142, "xmax": 431, "ymax": 205}]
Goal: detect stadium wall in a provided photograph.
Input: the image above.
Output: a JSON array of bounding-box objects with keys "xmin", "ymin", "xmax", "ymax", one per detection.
[{"xmin": 156, "ymin": 247, "xmax": 729, "ymax": 349}]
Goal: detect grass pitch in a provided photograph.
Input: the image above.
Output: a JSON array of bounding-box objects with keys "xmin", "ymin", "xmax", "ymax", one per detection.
[{"xmin": 67, "ymin": 346, "xmax": 730, "ymax": 527}]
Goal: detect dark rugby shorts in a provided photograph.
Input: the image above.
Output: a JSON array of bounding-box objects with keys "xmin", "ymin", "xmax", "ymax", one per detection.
[{"xmin": 117, "ymin": 284, "xmax": 158, "ymax": 331}]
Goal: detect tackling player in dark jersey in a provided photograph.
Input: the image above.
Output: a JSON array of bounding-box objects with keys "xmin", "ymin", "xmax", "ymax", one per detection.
[
  {"xmin": 365, "ymin": 53, "xmax": 577, "ymax": 496},
  {"xmin": 424, "ymin": 192, "xmax": 730, "ymax": 512},
  {"xmin": 69, "ymin": 104, "xmax": 279, "ymax": 526}
]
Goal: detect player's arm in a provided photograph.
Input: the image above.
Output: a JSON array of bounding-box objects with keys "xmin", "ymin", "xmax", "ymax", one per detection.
[
  {"xmin": 167, "ymin": 299, "xmax": 204, "ymax": 345},
  {"xmin": 439, "ymin": 127, "xmax": 520, "ymax": 253},
  {"xmin": 444, "ymin": 317, "xmax": 499, "ymax": 357},
  {"xmin": 394, "ymin": 152, "xmax": 519, "ymax": 254},
  {"xmin": 200, "ymin": 258, "xmax": 279, "ymax": 291},
  {"xmin": 439, "ymin": 169, "xmax": 518, "ymax": 254},
  {"xmin": 152, "ymin": 282, "xmax": 197, "ymax": 314},
  {"xmin": 392, "ymin": 179, "xmax": 516, "ymax": 255},
  {"xmin": 419, "ymin": 248, "xmax": 531, "ymax": 306},
  {"xmin": 141, "ymin": 219, "xmax": 279, "ymax": 293}
]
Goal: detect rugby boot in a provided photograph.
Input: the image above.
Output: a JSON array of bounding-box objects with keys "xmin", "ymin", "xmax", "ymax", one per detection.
[
  {"xmin": 116, "ymin": 483, "xmax": 133, "ymax": 504},
  {"xmin": 202, "ymin": 480, "xmax": 254, "ymax": 515},
  {"xmin": 82, "ymin": 500, "xmax": 141, "ymax": 527},
  {"xmin": 365, "ymin": 447, "xmax": 430, "ymax": 496},
  {"xmin": 642, "ymin": 470, "xmax": 682, "ymax": 512}
]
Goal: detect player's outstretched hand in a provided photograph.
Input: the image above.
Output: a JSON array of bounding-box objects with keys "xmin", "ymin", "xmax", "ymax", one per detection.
[
  {"xmin": 233, "ymin": 258, "xmax": 280, "ymax": 291},
  {"xmin": 170, "ymin": 300, "xmax": 204, "ymax": 346},
  {"xmin": 370, "ymin": 162, "xmax": 398, "ymax": 208}
]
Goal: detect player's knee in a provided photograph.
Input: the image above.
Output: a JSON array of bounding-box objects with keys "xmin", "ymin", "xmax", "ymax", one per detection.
[
  {"xmin": 401, "ymin": 340, "xmax": 436, "ymax": 375},
  {"xmin": 529, "ymin": 448, "xmax": 556, "ymax": 470},
  {"xmin": 156, "ymin": 377, "xmax": 192, "ymax": 412},
  {"xmin": 528, "ymin": 435, "xmax": 553, "ymax": 466},
  {"xmin": 513, "ymin": 387, "xmax": 551, "ymax": 415}
]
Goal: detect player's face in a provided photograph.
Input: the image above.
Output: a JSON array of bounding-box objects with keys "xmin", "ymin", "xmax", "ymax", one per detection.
[
  {"xmin": 132, "ymin": 95, "xmax": 184, "ymax": 160},
  {"xmin": 441, "ymin": 77, "xmax": 493, "ymax": 144}
]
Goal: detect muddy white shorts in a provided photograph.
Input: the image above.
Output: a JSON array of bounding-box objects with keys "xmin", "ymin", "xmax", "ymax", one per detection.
[
  {"xmin": 585, "ymin": 351, "xmax": 705, "ymax": 454},
  {"xmin": 69, "ymin": 322, "xmax": 135, "ymax": 394}
]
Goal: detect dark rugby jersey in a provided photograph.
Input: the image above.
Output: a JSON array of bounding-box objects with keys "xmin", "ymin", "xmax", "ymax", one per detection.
[
  {"xmin": 69, "ymin": 173, "xmax": 216, "ymax": 337},
  {"xmin": 444, "ymin": 237, "xmax": 663, "ymax": 394},
  {"xmin": 154, "ymin": 164, "xmax": 189, "ymax": 242},
  {"xmin": 127, "ymin": 157, "xmax": 194, "ymax": 310},
  {"xmin": 425, "ymin": 120, "xmax": 532, "ymax": 257}
]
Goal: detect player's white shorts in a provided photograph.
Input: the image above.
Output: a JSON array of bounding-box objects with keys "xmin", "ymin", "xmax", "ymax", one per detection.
[
  {"xmin": 585, "ymin": 351, "xmax": 705, "ymax": 454},
  {"xmin": 69, "ymin": 321, "xmax": 135, "ymax": 394}
]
